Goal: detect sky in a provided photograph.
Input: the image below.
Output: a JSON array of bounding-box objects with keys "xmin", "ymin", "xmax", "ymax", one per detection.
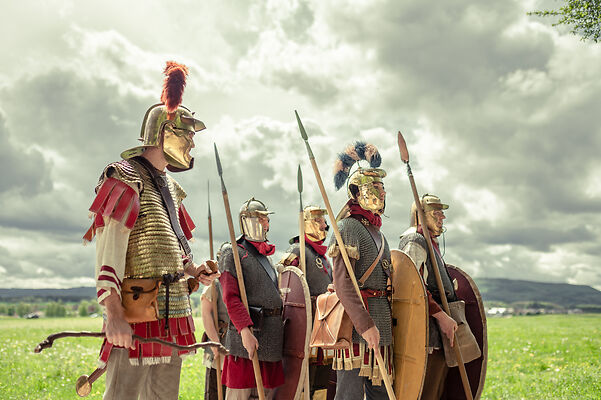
[{"xmin": 1, "ymin": 0, "xmax": 600, "ymax": 291}]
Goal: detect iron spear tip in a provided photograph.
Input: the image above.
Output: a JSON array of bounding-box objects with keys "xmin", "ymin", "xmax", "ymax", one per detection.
[
  {"xmin": 297, "ymin": 165, "xmax": 303, "ymax": 194},
  {"xmin": 295, "ymin": 110, "xmax": 309, "ymax": 140},
  {"xmin": 214, "ymin": 143, "xmax": 223, "ymax": 176},
  {"xmin": 397, "ymin": 131, "xmax": 410, "ymax": 163}
]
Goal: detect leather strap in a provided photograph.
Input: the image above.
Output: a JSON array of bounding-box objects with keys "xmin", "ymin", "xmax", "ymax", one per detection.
[
  {"xmin": 240, "ymin": 240, "xmax": 278, "ymax": 288},
  {"xmin": 358, "ymin": 232, "xmax": 385, "ymax": 287},
  {"xmin": 136, "ymin": 157, "xmax": 193, "ymax": 261}
]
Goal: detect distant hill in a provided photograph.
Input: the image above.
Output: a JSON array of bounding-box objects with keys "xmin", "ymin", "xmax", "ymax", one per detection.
[
  {"xmin": 0, "ymin": 287, "xmax": 96, "ymax": 302},
  {"xmin": 2, "ymin": 279, "xmax": 601, "ymax": 309},
  {"xmin": 475, "ymin": 278, "xmax": 601, "ymax": 308}
]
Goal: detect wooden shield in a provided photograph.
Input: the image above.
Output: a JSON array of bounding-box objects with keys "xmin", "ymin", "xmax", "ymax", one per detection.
[
  {"xmin": 274, "ymin": 266, "xmax": 312, "ymax": 400},
  {"xmin": 390, "ymin": 249, "xmax": 428, "ymax": 399},
  {"xmin": 444, "ymin": 265, "xmax": 488, "ymax": 400}
]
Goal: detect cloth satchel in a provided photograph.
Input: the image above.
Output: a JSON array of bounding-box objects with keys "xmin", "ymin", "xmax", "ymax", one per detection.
[
  {"xmin": 121, "ymin": 278, "xmax": 162, "ymax": 323},
  {"xmin": 440, "ymin": 300, "xmax": 481, "ymax": 367},
  {"xmin": 309, "ymin": 234, "xmax": 385, "ymax": 349}
]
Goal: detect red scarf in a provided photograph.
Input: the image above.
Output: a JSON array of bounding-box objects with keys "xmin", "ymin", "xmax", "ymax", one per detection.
[
  {"xmin": 246, "ymin": 239, "xmax": 276, "ymax": 256},
  {"xmin": 348, "ymin": 201, "xmax": 382, "ymax": 227},
  {"xmin": 304, "ymin": 236, "xmax": 328, "ymax": 256}
]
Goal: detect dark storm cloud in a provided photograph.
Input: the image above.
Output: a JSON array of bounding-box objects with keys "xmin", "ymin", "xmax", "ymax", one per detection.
[{"xmin": 0, "ymin": 113, "xmax": 51, "ymax": 195}]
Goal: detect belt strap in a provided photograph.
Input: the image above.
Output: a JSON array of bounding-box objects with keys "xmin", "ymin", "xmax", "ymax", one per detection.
[{"xmin": 358, "ymin": 232, "xmax": 385, "ymax": 287}]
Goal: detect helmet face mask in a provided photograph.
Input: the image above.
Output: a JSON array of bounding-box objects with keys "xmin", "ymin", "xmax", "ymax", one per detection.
[
  {"xmin": 239, "ymin": 198, "xmax": 273, "ymax": 242},
  {"xmin": 121, "ymin": 104, "xmax": 206, "ymax": 172},
  {"xmin": 303, "ymin": 206, "xmax": 328, "ymax": 242},
  {"xmin": 348, "ymin": 168, "xmax": 387, "ymax": 215}
]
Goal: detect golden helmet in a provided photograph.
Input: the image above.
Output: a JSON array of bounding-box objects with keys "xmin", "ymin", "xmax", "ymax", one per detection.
[
  {"xmin": 410, "ymin": 194, "xmax": 449, "ymax": 236},
  {"xmin": 121, "ymin": 62, "xmax": 206, "ymax": 172},
  {"xmin": 303, "ymin": 205, "xmax": 328, "ymax": 242}
]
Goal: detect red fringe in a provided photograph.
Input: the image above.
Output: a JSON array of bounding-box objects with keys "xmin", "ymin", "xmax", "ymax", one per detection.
[
  {"xmin": 84, "ymin": 178, "xmax": 140, "ymax": 242},
  {"xmin": 178, "ymin": 204, "xmax": 195, "ymax": 240}
]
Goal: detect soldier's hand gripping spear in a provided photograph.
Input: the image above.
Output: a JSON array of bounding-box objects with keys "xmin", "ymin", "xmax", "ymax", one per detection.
[
  {"xmin": 297, "ymin": 165, "xmax": 311, "ymax": 400},
  {"xmin": 214, "ymin": 144, "xmax": 266, "ymax": 400},
  {"xmin": 295, "ymin": 111, "xmax": 396, "ymax": 400},
  {"xmin": 397, "ymin": 131, "xmax": 474, "ymax": 400},
  {"xmin": 207, "ymin": 181, "xmax": 224, "ymax": 400}
]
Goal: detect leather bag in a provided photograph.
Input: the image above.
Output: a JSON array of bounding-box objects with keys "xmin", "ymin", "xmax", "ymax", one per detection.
[
  {"xmin": 440, "ymin": 300, "xmax": 481, "ymax": 367},
  {"xmin": 121, "ymin": 278, "xmax": 161, "ymax": 323},
  {"xmin": 309, "ymin": 285, "xmax": 353, "ymax": 349}
]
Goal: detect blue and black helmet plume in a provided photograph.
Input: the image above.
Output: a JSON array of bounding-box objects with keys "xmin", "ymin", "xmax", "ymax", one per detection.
[{"xmin": 334, "ymin": 141, "xmax": 382, "ymax": 190}]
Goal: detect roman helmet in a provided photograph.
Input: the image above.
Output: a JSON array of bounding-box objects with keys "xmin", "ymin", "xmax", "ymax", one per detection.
[
  {"xmin": 303, "ymin": 205, "xmax": 328, "ymax": 242},
  {"xmin": 239, "ymin": 197, "xmax": 273, "ymax": 242},
  {"xmin": 410, "ymin": 194, "xmax": 449, "ymax": 236},
  {"xmin": 334, "ymin": 142, "xmax": 387, "ymax": 214},
  {"xmin": 121, "ymin": 61, "xmax": 206, "ymax": 172}
]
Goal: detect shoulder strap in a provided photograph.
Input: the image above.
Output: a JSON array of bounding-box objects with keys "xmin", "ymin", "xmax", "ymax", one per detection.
[
  {"xmin": 240, "ymin": 240, "xmax": 278, "ymax": 288},
  {"xmin": 136, "ymin": 157, "xmax": 193, "ymax": 260},
  {"xmin": 358, "ymin": 232, "xmax": 385, "ymax": 287}
]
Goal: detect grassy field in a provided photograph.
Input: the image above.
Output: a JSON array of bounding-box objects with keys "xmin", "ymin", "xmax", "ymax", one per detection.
[{"xmin": 0, "ymin": 314, "xmax": 599, "ymax": 399}]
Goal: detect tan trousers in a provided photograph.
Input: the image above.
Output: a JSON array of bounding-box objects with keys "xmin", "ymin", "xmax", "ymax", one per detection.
[
  {"xmin": 420, "ymin": 350, "xmax": 449, "ymax": 400},
  {"xmin": 225, "ymin": 387, "xmax": 274, "ymax": 400},
  {"xmin": 103, "ymin": 348, "xmax": 183, "ymax": 400}
]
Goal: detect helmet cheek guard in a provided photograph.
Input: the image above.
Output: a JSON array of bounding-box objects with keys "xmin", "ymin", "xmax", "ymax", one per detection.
[{"xmin": 239, "ymin": 197, "xmax": 274, "ymax": 242}]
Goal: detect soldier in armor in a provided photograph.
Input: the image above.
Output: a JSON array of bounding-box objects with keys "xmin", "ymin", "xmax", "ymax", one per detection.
[
  {"xmin": 398, "ymin": 194, "xmax": 458, "ymax": 400},
  {"xmin": 84, "ymin": 61, "xmax": 219, "ymax": 399},
  {"xmin": 279, "ymin": 206, "xmax": 335, "ymax": 396},
  {"xmin": 219, "ymin": 198, "xmax": 284, "ymax": 399},
  {"xmin": 201, "ymin": 243, "xmax": 230, "ymax": 400},
  {"xmin": 329, "ymin": 142, "xmax": 393, "ymax": 400}
]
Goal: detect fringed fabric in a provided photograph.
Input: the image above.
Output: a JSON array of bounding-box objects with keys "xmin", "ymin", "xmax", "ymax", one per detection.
[
  {"xmin": 333, "ymin": 342, "xmax": 394, "ymax": 386},
  {"xmin": 97, "ymin": 315, "xmax": 196, "ymax": 368},
  {"xmin": 84, "ymin": 177, "xmax": 140, "ymax": 242}
]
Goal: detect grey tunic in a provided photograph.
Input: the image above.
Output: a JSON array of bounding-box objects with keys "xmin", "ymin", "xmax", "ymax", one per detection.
[
  {"xmin": 285, "ymin": 237, "xmax": 332, "ymax": 297},
  {"xmin": 219, "ymin": 239, "xmax": 284, "ymax": 362}
]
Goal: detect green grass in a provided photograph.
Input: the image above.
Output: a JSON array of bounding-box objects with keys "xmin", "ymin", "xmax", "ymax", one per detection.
[
  {"xmin": 0, "ymin": 314, "xmax": 599, "ymax": 399},
  {"xmin": 483, "ymin": 314, "xmax": 601, "ymax": 399}
]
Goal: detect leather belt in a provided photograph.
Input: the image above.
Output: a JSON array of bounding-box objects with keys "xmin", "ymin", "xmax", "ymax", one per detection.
[
  {"xmin": 262, "ymin": 307, "xmax": 282, "ymax": 317},
  {"xmin": 360, "ymin": 289, "xmax": 388, "ymax": 298}
]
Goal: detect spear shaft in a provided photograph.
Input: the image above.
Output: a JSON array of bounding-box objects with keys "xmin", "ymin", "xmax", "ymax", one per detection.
[
  {"xmin": 207, "ymin": 180, "xmax": 223, "ymax": 400},
  {"xmin": 294, "ymin": 111, "xmax": 396, "ymax": 400},
  {"xmin": 214, "ymin": 144, "xmax": 265, "ymax": 400},
  {"xmin": 397, "ymin": 131, "xmax": 473, "ymax": 400},
  {"xmin": 297, "ymin": 165, "xmax": 310, "ymax": 400}
]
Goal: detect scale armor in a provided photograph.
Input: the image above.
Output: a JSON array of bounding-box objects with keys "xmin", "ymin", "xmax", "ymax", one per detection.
[
  {"xmin": 98, "ymin": 158, "xmax": 191, "ymax": 318},
  {"xmin": 219, "ymin": 242, "xmax": 284, "ymax": 362},
  {"xmin": 399, "ymin": 232, "xmax": 456, "ymax": 348},
  {"xmin": 329, "ymin": 217, "xmax": 392, "ymax": 346}
]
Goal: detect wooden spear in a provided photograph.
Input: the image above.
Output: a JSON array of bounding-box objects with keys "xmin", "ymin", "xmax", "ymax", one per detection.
[
  {"xmin": 294, "ymin": 111, "xmax": 396, "ymax": 400},
  {"xmin": 214, "ymin": 144, "xmax": 266, "ymax": 400},
  {"xmin": 297, "ymin": 165, "xmax": 311, "ymax": 400},
  {"xmin": 208, "ymin": 180, "xmax": 224, "ymax": 400},
  {"xmin": 397, "ymin": 131, "xmax": 474, "ymax": 400}
]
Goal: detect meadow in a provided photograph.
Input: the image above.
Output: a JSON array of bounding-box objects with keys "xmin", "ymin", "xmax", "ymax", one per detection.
[{"xmin": 0, "ymin": 314, "xmax": 599, "ymax": 399}]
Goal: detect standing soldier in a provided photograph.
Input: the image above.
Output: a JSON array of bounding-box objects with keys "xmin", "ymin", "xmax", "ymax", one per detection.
[
  {"xmin": 279, "ymin": 206, "xmax": 335, "ymax": 396},
  {"xmin": 328, "ymin": 142, "xmax": 393, "ymax": 400},
  {"xmin": 219, "ymin": 198, "xmax": 285, "ymax": 399},
  {"xmin": 398, "ymin": 194, "xmax": 458, "ymax": 400},
  {"xmin": 84, "ymin": 61, "xmax": 218, "ymax": 399},
  {"xmin": 201, "ymin": 243, "xmax": 230, "ymax": 400}
]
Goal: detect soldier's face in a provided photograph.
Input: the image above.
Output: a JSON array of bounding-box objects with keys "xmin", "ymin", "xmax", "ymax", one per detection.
[
  {"xmin": 258, "ymin": 215, "xmax": 270, "ymax": 232},
  {"xmin": 316, "ymin": 217, "xmax": 327, "ymax": 232},
  {"xmin": 427, "ymin": 209, "xmax": 445, "ymax": 236}
]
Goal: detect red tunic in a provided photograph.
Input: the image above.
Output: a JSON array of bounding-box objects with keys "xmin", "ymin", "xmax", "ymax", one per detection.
[{"xmin": 220, "ymin": 270, "xmax": 284, "ymax": 389}]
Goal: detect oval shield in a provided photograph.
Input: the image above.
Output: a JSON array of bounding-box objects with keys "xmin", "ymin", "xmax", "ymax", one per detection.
[
  {"xmin": 390, "ymin": 249, "xmax": 429, "ymax": 399},
  {"xmin": 274, "ymin": 266, "xmax": 312, "ymax": 400},
  {"xmin": 444, "ymin": 265, "xmax": 488, "ymax": 400}
]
